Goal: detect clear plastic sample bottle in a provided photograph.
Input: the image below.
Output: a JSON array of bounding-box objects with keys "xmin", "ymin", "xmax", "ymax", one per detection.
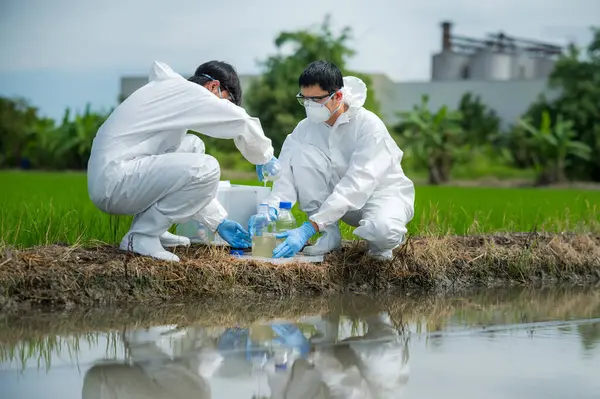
[
  {"xmin": 275, "ymin": 202, "xmax": 296, "ymax": 246},
  {"xmin": 251, "ymin": 204, "xmax": 276, "ymax": 258}
]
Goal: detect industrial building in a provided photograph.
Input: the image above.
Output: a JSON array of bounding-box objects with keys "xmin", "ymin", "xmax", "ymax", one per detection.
[
  {"xmin": 119, "ymin": 22, "xmax": 563, "ymax": 129},
  {"xmin": 431, "ymin": 21, "xmax": 561, "ymax": 81}
]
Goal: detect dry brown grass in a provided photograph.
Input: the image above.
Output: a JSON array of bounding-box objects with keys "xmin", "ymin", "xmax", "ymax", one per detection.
[{"xmin": 1, "ymin": 232, "xmax": 599, "ymax": 311}]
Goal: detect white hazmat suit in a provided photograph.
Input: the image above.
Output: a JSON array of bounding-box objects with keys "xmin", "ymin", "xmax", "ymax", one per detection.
[
  {"xmin": 87, "ymin": 61, "xmax": 274, "ymax": 261},
  {"xmin": 263, "ymin": 77, "xmax": 415, "ymax": 259}
]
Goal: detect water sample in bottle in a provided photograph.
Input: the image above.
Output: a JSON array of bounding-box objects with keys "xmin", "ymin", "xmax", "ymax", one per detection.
[
  {"xmin": 275, "ymin": 202, "xmax": 296, "ymax": 246},
  {"xmin": 262, "ymin": 159, "xmax": 282, "ymax": 184},
  {"xmin": 252, "ymin": 204, "xmax": 276, "ymax": 258}
]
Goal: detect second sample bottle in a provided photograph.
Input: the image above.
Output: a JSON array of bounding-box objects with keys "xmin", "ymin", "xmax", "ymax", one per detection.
[
  {"xmin": 275, "ymin": 202, "xmax": 297, "ymax": 246},
  {"xmin": 251, "ymin": 204, "xmax": 276, "ymax": 258}
]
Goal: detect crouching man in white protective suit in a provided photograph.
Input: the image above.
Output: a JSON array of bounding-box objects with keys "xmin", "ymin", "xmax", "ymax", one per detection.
[
  {"xmin": 87, "ymin": 61, "xmax": 276, "ymax": 262},
  {"xmin": 254, "ymin": 60, "xmax": 415, "ymax": 260}
]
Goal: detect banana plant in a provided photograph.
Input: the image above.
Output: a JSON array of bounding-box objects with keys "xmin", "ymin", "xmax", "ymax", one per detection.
[
  {"xmin": 397, "ymin": 95, "xmax": 466, "ymax": 184},
  {"xmin": 54, "ymin": 104, "xmax": 107, "ymax": 169},
  {"xmin": 22, "ymin": 117, "xmax": 63, "ymax": 168},
  {"xmin": 518, "ymin": 110, "xmax": 591, "ymax": 184}
]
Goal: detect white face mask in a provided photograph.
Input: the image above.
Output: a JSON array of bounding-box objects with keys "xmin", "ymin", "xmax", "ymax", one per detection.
[{"xmin": 305, "ymin": 93, "xmax": 341, "ymax": 123}]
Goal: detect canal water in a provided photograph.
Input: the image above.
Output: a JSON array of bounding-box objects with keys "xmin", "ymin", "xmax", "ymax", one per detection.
[{"xmin": 1, "ymin": 287, "xmax": 599, "ymax": 398}]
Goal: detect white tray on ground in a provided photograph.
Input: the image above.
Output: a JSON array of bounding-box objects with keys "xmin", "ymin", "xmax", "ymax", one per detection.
[{"xmin": 232, "ymin": 254, "xmax": 324, "ymax": 264}]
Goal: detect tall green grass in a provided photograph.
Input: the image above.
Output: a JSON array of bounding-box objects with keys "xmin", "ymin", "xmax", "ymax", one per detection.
[{"xmin": 1, "ymin": 171, "xmax": 598, "ymax": 248}]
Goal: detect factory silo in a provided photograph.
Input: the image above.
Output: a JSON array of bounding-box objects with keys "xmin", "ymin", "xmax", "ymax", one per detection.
[
  {"xmin": 432, "ymin": 51, "xmax": 472, "ymax": 80},
  {"xmin": 469, "ymin": 47, "xmax": 513, "ymax": 80},
  {"xmin": 511, "ymin": 50, "xmax": 536, "ymax": 79},
  {"xmin": 431, "ymin": 21, "xmax": 473, "ymax": 80}
]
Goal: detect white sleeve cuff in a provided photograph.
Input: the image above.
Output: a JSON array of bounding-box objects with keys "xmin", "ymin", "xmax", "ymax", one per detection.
[
  {"xmin": 308, "ymin": 216, "xmax": 329, "ymax": 232},
  {"xmin": 193, "ymin": 198, "xmax": 228, "ymax": 232}
]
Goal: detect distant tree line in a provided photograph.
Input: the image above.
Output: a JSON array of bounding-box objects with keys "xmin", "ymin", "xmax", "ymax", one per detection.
[{"xmin": 1, "ymin": 17, "xmax": 598, "ymax": 185}]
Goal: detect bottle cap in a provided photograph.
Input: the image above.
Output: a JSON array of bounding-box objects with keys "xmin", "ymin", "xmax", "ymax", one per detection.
[
  {"xmin": 230, "ymin": 249, "xmax": 244, "ymax": 256},
  {"xmin": 279, "ymin": 202, "xmax": 292, "ymax": 210}
]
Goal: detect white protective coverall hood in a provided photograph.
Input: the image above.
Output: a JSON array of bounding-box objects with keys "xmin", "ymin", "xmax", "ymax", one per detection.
[
  {"xmin": 87, "ymin": 61, "xmax": 274, "ymax": 261},
  {"xmin": 264, "ymin": 76, "xmax": 415, "ymax": 258}
]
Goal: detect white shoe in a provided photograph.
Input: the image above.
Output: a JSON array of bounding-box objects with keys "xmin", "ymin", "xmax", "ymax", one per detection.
[
  {"xmin": 159, "ymin": 231, "xmax": 191, "ymax": 247},
  {"xmin": 366, "ymin": 234, "xmax": 405, "ymax": 261},
  {"xmin": 120, "ymin": 233, "xmax": 180, "ymax": 262},
  {"xmin": 303, "ymin": 223, "xmax": 342, "ymax": 256},
  {"xmin": 367, "ymin": 247, "xmax": 394, "ymax": 261},
  {"xmin": 367, "ymin": 249, "xmax": 394, "ymax": 260}
]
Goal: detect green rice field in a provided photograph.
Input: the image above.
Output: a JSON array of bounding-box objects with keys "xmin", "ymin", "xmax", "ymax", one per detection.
[{"xmin": 1, "ymin": 171, "xmax": 598, "ymax": 248}]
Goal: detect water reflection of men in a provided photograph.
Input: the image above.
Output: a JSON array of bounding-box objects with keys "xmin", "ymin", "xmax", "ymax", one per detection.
[
  {"xmin": 81, "ymin": 326, "xmax": 222, "ymax": 399},
  {"xmin": 81, "ymin": 312, "xmax": 409, "ymax": 399}
]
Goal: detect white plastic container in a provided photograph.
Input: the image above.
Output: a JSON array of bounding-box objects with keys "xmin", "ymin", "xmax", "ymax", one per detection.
[{"xmin": 176, "ymin": 181, "xmax": 271, "ymax": 245}]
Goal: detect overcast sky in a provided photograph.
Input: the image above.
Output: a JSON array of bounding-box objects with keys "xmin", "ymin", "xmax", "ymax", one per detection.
[{"xmin": 0, "ymin": 0, "xmax": 597, "ymax": 120}]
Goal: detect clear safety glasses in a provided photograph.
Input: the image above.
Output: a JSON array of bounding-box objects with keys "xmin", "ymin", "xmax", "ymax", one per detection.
[{"xmin": 296, "ymin": 91, "xmax": 336, "ymax": 106}]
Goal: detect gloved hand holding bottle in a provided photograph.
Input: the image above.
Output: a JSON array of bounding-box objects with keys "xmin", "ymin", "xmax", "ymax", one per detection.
[
  {"xmin": 272, "ymin": 221, "xmax": 317, "ymax": 258},
  {"xmin": 248, "ymin": 206, "xmax": 278, "ymax": 237},
  {"xmin": 216, "ymin": 219, "xmax": 252, "ymax": 248},
  {"xmin": 256, "ymin": 157, "xmax": 281, "ymax": 182}
]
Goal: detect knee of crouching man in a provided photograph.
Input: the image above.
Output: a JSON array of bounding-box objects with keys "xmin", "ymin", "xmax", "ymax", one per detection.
[
  {"xmin": 371, "ymin": 218, "xmax": 407, "ymax": 249},
  {"xmin": 189, "ymin": 155, "xmax": 221, "ymax": 185}
]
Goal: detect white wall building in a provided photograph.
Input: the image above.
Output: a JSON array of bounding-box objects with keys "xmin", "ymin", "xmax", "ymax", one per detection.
[{"xmin": 119, "ymin": 22, "xmax": 562, "ymax": 130}]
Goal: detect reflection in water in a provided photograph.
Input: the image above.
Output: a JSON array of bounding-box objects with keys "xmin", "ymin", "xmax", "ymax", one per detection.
[
  {"xmin": 80, "ymin": 312, "xmax": 408, "ymax": 398},
  {"xmin": 0, "ymin": 332, "xmax": 121, "ymax": 373},
  {"xmin": 578, "ymin": 322, "xmax": 600, "ymax": 352},
  {"xmin": 1, "ymin": 286, "xmax": 600, "ymax": 398}
]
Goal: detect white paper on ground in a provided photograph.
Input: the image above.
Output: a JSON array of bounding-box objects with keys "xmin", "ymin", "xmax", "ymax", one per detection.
[{"xmin": 232, "ymin": 254, "xmax": 324, "ymax": 264}]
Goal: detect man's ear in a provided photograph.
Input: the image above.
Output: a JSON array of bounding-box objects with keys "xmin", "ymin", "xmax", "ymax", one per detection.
[{"xmin": 208, "ymin": 81, "xmax": 219, "ymax": 92}]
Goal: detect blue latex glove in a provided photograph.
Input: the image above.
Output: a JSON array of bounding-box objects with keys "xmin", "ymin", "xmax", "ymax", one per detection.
[
  {"xmin": 273, "ymin": 222, "xmax": 316, "ymax": 258},
  {"xmin": 256, "ymin": 156, "xmax": 278, "ymax": 182},
  {"xmin": 217, "ymin": 328, "xmax": 249, "ymax": 353},
  {"xmin": 271, "ymin": 323, "xmax": 311, "ymax": 357},
  {"xmin": 248, "ymin": 206, "xmax": 278, "ymax": 237},
  {"xmin": 217, "ymin": 328, "xmax": 268, "ymax": 362},
  {"xmin": 217, "ymin": 219, "xmax": 252, "ymax": 248}
]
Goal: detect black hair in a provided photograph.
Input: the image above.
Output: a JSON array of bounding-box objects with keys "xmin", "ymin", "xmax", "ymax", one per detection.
[
  {"xmin": 188, "ymin": 60, "xmax": 243, "ymax": 106},
  {"xmin": 298, "ymin": 60, "xmax": 344, "ymax": 93}
]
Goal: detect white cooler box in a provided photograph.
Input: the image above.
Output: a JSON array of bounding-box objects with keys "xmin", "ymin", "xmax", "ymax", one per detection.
[{"xmin": 176, "ymin": 181, "xmax": 271, "ymax": 245}]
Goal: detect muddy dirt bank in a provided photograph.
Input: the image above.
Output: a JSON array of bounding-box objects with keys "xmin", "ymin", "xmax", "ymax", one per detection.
[{"xmin": 1, "ymin": 232, "xmax": 599, "ymax": 311}]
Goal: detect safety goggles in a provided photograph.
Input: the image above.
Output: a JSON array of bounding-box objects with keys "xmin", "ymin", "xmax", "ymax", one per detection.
[
  {"xmin": 201, "ymin": 73, "xmax": 236, "ymax": 104},
  {"xmin": 296, "ymin": 91, "xmax": 336, "ymax": 106}
]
